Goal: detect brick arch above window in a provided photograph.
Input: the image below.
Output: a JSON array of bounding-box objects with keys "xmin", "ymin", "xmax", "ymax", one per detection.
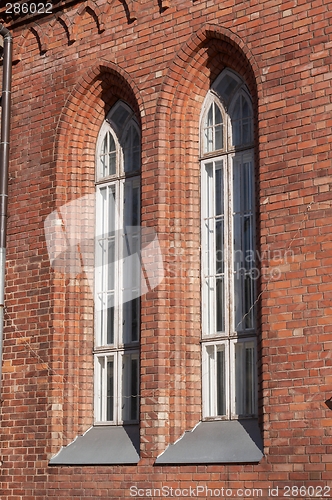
[
  {"xmin": 48, "ymin": 64, "xmax": 142, "ymax": 455},
  {"xmin": 53, "ymin": 61, "xmax": 143, "ymax": 170}
]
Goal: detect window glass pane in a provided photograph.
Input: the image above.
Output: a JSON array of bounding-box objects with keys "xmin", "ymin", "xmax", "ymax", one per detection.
[
  {"xmin": 242, "ymin": 118, "xmax": 251, "ymax": 145},
  {"xmin": 110, "ymin": 104, "xmax": 130, "ymax": 134},
  {"xmin": 123, "ymin": 297, "xmax": 139, "ymax": 343},
  {"xmin": 106, "ymin": 293, "xmax": 114, "ymax": 344},
  {"xmin": 122, "ymin": 354, "xmax": 139, "ymax": 421},
  {"xmin": 204, "ymin": 104, "xmax": 223, "ymax": 153},
  {"xmin": 100, "ymin": 132, "xmax": 116, "ymax": 178},
  {"xmin": 215, "ymin": 164, "xmax": 224, "ymax": 216},
  {"xmin": 215, "ymin": 124, "xmax": 223, "ymax": 151},
  {"xmin": 215, "ymin": 72, "xmax": 239, "ymax": 106},
  {"xmin": 207, "ymin": 104, "xmax": 213, "ymax": 127},
  {"xmin": 232, "ymin": 95, "xmax": 241, "ymax": 120},
  {"xmin": 242, "ymin": 98, "xmax": 251, "ymax": 118},
  {"xmin": 245, "ymin": 345, "xmax": 255, "ymax": 414},
  {"xmin": 123, "ymin": 179, "xmax": 140, "ymax": 343},
  {"xmin": 204, "ymin": 104, "xmax": 214, "ymax": 153},
  {"xmin": 98, "ymin": 357, "xmax": 104, "ymax": 421},
  {"xmin": 216, "ymin": 277, "xmax": 225, "ymax": 332},
  {"xmin": 124, "ymin": 125, "xmax": 141, "ymax": 173},
  {"xmin": 215, "ymin": 164, "xmax": 225, "ymax": 333},
  {"xmin": 233, "ymin": 158, "xmax": 255, "ymax": 332},
  {"xmin": 124, "ymin": 126, "xmax": 133, "ymax": 173},
  {"xmin": 235, "ymin": 342, "xmax": 255, "ymax": 416},
  {"xmin": 231, "ymin": 95, "xmax": 253, "ymax": 147},
  {"xmin": 214, "ymin": 103, "xmax": 222, "ymax": 124},
  {"xmin": 132, "ymin": 128, "xmax": 140, "ymax": 172},
  {"xmin": 232, "ymin": 96, "xmax": 242, "ymax": 147},
  {"xmin": 217, "ymin": 346, "xmax": 226, "ymax": 416},
  {"xmin": 130, "ymin": 357, "xmax": 139, "ymax": 420},
  {"xmin": 206, "ymin": 345, "xmax": 214, "ymax": 416},
  {"xmin": 107, "ymin": 358, "xmax": 114, "ymax": 421},
  {"xmin": 215, "ymin": 220, "xmax": 224, "ymax": 275},
  {"xmin": 95, "ymin": 104, "xmax": 141, "ymax": 426}
]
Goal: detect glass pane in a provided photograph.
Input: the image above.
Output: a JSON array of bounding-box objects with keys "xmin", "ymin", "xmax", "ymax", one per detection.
[
  {"xmin": 232, "ymin": 96, "xmax": 242, "ymax": 146},
  {"xmin": 245, "ymin": 345, "xmax": 254, "ymax": 414},
  {"xmin": 215, "ymin": 124, "xmax": 223, "ymax": 150},
  {"xmin": 124, "ymin": 126, "xmax": 133, "ymax": 173},
  {"xmin": 123, "ymin": 354, "xmax": 139, "ymax": 421},
  {"xmin": 206, "ymin": 345, "xmax": 214, "ymax": 416},
  {"xmin": 130, "ymin": 357, "xmax": 139, "ymax": 420},
  {"xmin": 110, "ymin": 104, "xmax": 130, "ymax": 133},
  {"xmin": 98, "ymin": 357, "xmax": 104, "ymax": 420},
  {"xmin": 131, "ymin": 297, "xmax": 139, "ymax": 341},
  {"xmin": 109, "ymin": 151, "xmax": 116, "ymax": 175},
  {"xmin": 243, "ymin": 162, "xmax": 252, "ymax": 212},
  {"xmin": 132, "ymin": 128, "xmax": 140, "ymax": 172},
  {"xmin": 106, "ymin": 293, "xmax": 114, "ymax": 344},
  {"xmin": 123, "ymin": 297, "xmax": 139, "ymax": 343},
  {"xmin": 132, "ymin": 186, "xmax": 139, "ymax": 226},
  {"xmin": 106, "ymin": 358, "xmax": 114, "ymax": 421},
  {"xmin": 216, "ymin": 277, "xmax": 225, "ymax": 332},
  {"xmin": 215, "ymin": 162, "xmax": 224, "ymax": 216},
  {"xmin": 207, "ymin": 104, "xmax": 213, "ymax": 127},
  {"xmin": 100, "ymin": 145, "xmax": 108, "ymax": 179},
  {"xmin": 215, "ymin": 219, "xmax": 224, "ymax": 275},
  {"xmin": 107, "ymin": 239, "xmax": 115, "ymax": 290},
  {"xmin": 244, "ymin": 274, "xmax": 254, "ymax": 329},
  {"xmin": 232, "ymin": 96, "xmax": 241, "ymax": 120},
  {"xmin": 242, "ymin": 97, "xmax": 251, "ymax": 118},
  {"xmin": 217, "ymin": 347, "xmax": 226, "ymax": 416},
  {"xmin": 242, "ymin": 118, "xmax": 251, "ymax": 145},
  {"xmin": 100, "ymin": 132, "xmax": 116, "ymax": 178},
  {"xmin": 233, "ymin": 158, "xmax": 255, "ymax": 332},
  {"xmin": 215, "ymin": 72, "xmax": 239, "ymax": 105},
  {"xmin": 235, "ymin": 342, "xmax": 255, "ymax": 416}
]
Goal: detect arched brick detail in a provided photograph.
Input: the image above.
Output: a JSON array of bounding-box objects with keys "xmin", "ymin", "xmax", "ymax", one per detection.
[
  {"xmin": 53, "ymin": 60, "xmax": 143, "ymax": 166},
  {"xmin": 54, "ymin": 12, "xmax": 76, "ymax": 44},
  {"xmin": 73, "ymin": 0, "xmax": 106, "ymax": 34},
  {"xmin": 30, "ymin": 22, "xmax": 48, "ymax": 54},
  {"xmin": 102, "ymin": 0, "xmax": 138, "ymax": 25},
  {"xmin": 141, "ymin": 24, "xmax": 262, "ymax": 453},
  {"xmin": 14, "ymin": 26, "xmax": 41, "ymax": 62},
  {"xmin": 48, "ymin": 62, "xmax": 143, "ymax": 453}
]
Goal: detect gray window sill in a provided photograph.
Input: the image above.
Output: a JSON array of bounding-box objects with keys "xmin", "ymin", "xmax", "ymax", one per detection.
[
  {"xmin": 155, "ymin": 419, "xmax": 263, "ymax": 464},
  {"xmin": 49, "ymin": 425, "xmax": 139, "ymax": 465}
]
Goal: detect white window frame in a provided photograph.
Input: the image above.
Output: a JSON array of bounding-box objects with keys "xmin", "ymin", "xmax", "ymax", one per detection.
[
  {"xmin": 94, "ymin": 101, "xmax": 140, "ymax": 426},
  {"xmin": 201, "ymin": 69, "xmax": 257, "ymax": 421}
]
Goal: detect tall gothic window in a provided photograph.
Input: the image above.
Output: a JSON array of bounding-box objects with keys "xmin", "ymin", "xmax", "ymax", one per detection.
[
  {"xmin": 94, "ymin": 101, "xmax": 140, "ymax": 424},
  {"xmin": 201, "ymin": 69, "xmax": 257, "ymax": 420}
]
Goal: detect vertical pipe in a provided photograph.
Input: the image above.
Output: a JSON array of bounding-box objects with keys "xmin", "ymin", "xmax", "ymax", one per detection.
[{"xmin": 0, "ymin": 25, "xmax": 12, "ymax": 396}]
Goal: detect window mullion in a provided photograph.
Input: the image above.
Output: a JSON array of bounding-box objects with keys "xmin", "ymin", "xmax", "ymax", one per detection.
[{"xmin": 117, "ymin": 180, "xmax": 123, "ymax": 348}]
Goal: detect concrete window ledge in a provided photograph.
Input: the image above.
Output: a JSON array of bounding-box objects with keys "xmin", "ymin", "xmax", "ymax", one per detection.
[
  {"xmin": 155, "ymin": 419, "xmax": 263, "ymax": 464},
  {"xmin": 49, "ymin": 425, "xmax": 140, "ymax": 465}
]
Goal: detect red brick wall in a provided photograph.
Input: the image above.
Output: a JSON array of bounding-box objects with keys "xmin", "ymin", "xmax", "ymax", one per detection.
[{"xmin": 0, "ymin": 0, "xmax": 332, "ymax": 498}]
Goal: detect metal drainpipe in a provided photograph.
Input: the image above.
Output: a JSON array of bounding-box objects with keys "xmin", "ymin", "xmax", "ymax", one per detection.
[{"xmin": 0, "ymin": 25, "xmax": 12, "ymax": 397}]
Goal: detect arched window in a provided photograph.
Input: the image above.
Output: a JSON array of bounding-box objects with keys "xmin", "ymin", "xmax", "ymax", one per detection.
[
  {"xmin": 201, "ymin": 69, "xmax": 257, "ymax": 420},
  {"xmin": 94, "ymin": 101, "xmax": 140, "ymax": 424}
]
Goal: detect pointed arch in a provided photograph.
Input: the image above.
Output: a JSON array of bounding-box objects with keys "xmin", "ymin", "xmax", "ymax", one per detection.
[
  {"xmin": 72, "ymin": 0, "xmax": 105, "ymax": 36},
  {"xmin": 48, "ymin": 61, "xmax": 143, "ymax": 454},
  {"xmin": 102, "ymin": 0, "xmax": 138, "ymax": 25},
  {"xmin": 30, "ymin": 22, "xmax": 48, "ymax": 54},
  {"xmin": 146, "ymin": 24, "xmax": 261, "ymax": 447},
  {"xmin": 54, "ymin": 12, "xmax": 77, "ymax": 44}
]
